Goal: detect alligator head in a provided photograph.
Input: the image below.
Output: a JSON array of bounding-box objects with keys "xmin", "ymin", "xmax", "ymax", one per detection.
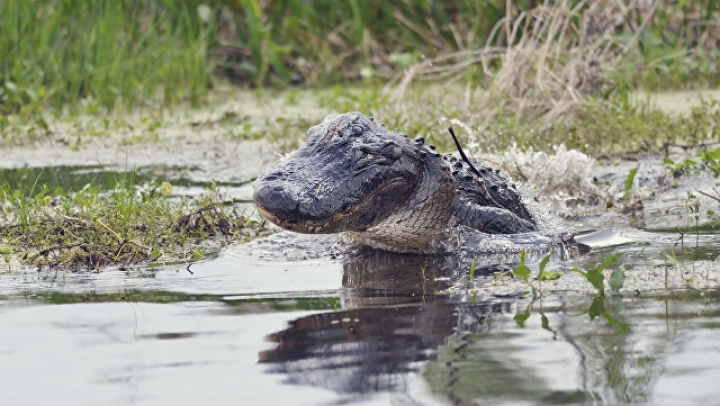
[{"xmin": 253, "ymin": 112, "xmax": 430, "ymax": 237}]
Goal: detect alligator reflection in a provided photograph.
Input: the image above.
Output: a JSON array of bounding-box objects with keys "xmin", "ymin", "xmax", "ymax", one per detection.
[{"xmin": 258, "ymin": 247, "xmax": 515, "ymax": 394}]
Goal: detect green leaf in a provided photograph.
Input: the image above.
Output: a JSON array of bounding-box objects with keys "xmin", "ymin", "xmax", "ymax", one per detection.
[
  {"xmin": 586, "ymin": 269, "xmax": 605, "ymax": 292},
  {"xmin": 588, "ymin": 296, "xmax": 606, "ymax": 320},
  {"xmin": 541, "ymin": 313, "xmax": 550, "ymax": 330},
  {"xmin": 597, "ymin": 253, "xmax": 622, "ymax": 272},
  {"xmin": 538, "ymin": 254, "xmax": 550, "ymax": 272},
  {"xmin": 704, "ymin": 147, "xmax": 720, "ymax": 160},
  {"xmin": 609, "ymin": 295, "xmax": 625, "ymax": 313},
  {"xmin": 539, "ymin": 270, "xmax": 561, "ymax": 281},
  {"xmin": 609, "ymin": 268, "xmax": 626, "ymax": 292},
  {"xmin": 514, "ymin": 308, "xmax": 531, "ymax": 327},
  {"xmin": 512, "ymin": 250, "xmax": 530, "ymax": 282},
  {"xmin": 469, "ymin": 260, "xmax": 477, "ymax": 279},
  {"xmin": 623, "ymin": 167, "xmax": 638, "ymax": 200}
]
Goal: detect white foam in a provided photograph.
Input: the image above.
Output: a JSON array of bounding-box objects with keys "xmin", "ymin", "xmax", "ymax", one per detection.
[{"xmin": 481, "ymin": 145, "xmax": 605, "ymax": 229}]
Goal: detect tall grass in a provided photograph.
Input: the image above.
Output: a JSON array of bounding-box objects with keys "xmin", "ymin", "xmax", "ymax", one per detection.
[
  {"xmin": 0, "ymin": 0, "xmax": 718, "ymax": 113},
  {"xmin": 224, "ymin": 0, "xmax": 518, "ymax": 84},
  {"xmin": 386, "ymin": 0, "xmax": 720, "ymax": 123},
  {"xmin": 222, "ymin": 0, "xmax": 719, "ymax": 89},
  {"xmin": 0, "ymin": 0, "xmax": 213, "ymax": 114}
]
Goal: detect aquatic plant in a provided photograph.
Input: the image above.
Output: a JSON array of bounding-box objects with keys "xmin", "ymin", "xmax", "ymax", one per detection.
[
  {"xmin": 508, "ymin": 251, "xmax": 626, "ymax": 297},
  {"xmin": 622, "ymin": 168, "xmax": 639, "ymax": 201},
  {"xmin": 511, "ymin": 250, "xmax": 546, "ymax": 297},
  {"xmin": 570, "ymin": 253, "xmax": 623, "ymax": 296},
  {"xmin": 0, "ymin": 175, "xmax": 270, "ymax": 270},
  {"xmin": 665, "ymin": 146, "xmax": 720, "ymax": 178}
]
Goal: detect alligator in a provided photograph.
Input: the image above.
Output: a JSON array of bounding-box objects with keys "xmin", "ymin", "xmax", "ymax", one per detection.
[{"xmin": 252, "ymin": 111, "xmax": 539, "ymax": 254}]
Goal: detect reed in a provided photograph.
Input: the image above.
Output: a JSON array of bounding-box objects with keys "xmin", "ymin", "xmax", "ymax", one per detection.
[
  {"xmin": 0, "ymin": 0, "xmax": 212, "ymax": 114},
  {"xmin": 0, "ymin": 0, "xmax": 717, "ymax": 113}
]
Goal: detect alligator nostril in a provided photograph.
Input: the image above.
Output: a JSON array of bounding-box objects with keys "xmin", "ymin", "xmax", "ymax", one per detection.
[{"xmin": 253, "ymin": 185, "xmax": 298, "ymax": 216}]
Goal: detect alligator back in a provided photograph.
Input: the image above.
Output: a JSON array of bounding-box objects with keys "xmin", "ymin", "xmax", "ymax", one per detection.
[{"xmin": 445, "ymin": 154, "xmax": 536, "ymax": 234}]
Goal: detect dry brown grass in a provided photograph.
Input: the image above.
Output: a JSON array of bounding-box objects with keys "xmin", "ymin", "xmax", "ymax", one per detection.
[{"xmin": 386, "ymin": 0, "xmax": 662, "ymax": 123}]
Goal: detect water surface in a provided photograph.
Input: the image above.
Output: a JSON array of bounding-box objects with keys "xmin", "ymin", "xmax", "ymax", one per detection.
[{"xmin": 1, "ymin": 92, "xmax": 720, "ymax": 404}]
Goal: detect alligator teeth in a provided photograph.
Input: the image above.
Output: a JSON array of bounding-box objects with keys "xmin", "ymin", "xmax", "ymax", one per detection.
[{"xmin": 304, "ymin": 224, "xmax": 323, "ymax": 233}]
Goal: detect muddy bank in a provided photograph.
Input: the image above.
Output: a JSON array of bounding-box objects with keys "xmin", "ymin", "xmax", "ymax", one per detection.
[
  {"xmin": 3, "ymin": 88, "xmax": 718, "ymax": 175},
  {"xmin": 1, "ymin": 90, "xmax": 336, "ymax": 184}
]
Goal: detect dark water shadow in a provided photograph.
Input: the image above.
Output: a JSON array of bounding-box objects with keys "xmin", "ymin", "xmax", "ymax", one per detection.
[{"xmin": 256, "ymin": 245, "xmax": 519, "ymax": 395}]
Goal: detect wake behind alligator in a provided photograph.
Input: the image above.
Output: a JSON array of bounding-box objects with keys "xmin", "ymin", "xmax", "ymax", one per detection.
[{"xmin": 232, "ymin": 111, "xmax": 588, "ymax": 273}]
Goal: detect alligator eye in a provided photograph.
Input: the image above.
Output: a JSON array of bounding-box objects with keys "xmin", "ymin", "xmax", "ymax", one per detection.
[
  {"xmin": 325, "ymin": 129, "xmax": 343, "ymax": 142},
  {"xmin": 353, "ymin": 151, "xmax": 391, "ymax": 171}
]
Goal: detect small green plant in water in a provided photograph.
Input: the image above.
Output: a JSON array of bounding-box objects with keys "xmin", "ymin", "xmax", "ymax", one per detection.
[
  {"xmin": 665, "ymin": 146, "xmax": 720, "ymax": 178},
  {"xmin": 622, "ymin": 167, "xmax": 638, "ymax": 201},
  {"xmin": 511, "ymin": 250, "xmax": 544, "ymax": 297},
  {"xmin": 537, "ymin": 255, "xmax": 561, "ymax": 281},
  {"xmin": 570, "ymin": 253, "xmax": 623, "ymax": 296},
  {"xmin": 508, "ymin": 252, "xmax": 562, "ymax": 297},
  {"xmin": 469, "ymin": 260, "xmax": 477, "ymax": 280}
]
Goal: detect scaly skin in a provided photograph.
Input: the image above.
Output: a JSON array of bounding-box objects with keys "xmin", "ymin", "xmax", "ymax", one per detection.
[{"xmin": 252, "ymin": 112, "xmax": 536, "ymax": 253}]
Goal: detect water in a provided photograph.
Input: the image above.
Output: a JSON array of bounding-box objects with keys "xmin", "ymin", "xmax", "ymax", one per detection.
[
  {"xmin": 1, "ymin": 219, "xmax": 718, "ymax": 406},
  {"xmin": 2, "ymin": 269, "xmax": 720, "ymax": 405},
  {"xmin": 1, "ymin": 101, "xmax": 720, "ymax": 404}
]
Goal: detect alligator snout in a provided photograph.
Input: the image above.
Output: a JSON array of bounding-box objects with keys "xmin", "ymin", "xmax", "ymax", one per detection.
[
  {"xmin": 252, "ymin": 183, "xmax": 299, "ymax": 222},
  {"xmin": 252, "ymin": 171, "xmax": 341, "ymax": 233}
]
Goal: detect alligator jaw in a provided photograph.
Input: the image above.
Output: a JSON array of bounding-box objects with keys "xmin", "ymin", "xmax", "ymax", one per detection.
[
  {"xmin": 256, "ymin": 205, "xmax": 327, "ymax": 234},
  {"xmin": 351, "ymin": 153, "xmax": 457, "ymax": 253}
]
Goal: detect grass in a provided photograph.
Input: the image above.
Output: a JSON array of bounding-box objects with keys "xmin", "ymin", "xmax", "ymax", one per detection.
[
  {"xmin": 1, "ymin": 0, "xmax": 719, "ymax": 115},
  {"xmin": 0, "ymin": 176, "xmax": 271, "ymax": 270},
  {"xmin": 308, "ymin": 82, "xmax": 720, "ymax": 160},
  {"xmin": 0, "ymin": 0, "xmax": 212, "ymax": 115}
]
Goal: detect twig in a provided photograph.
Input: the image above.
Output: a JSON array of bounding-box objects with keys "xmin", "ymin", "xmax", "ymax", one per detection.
[
  {"xmin": 448, "ymin": 127, "xmax": 482, "ymax": 177},
  {"xmin": 27, "ymin": 243, "xmax": 83, "ymax": 262}
]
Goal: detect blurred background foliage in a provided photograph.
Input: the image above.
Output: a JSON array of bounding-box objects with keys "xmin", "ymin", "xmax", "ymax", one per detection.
[{"xmin": 0, "ymin": 0, "xmax": 718, "ymax": 114}]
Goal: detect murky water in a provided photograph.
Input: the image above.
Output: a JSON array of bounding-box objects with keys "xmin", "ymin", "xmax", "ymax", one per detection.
[
  {"xmin": 2, "ymin": 261, "xmax": 720, "ymax": 405},
  {"xmin": 1, "ymin": 91, "xmax": 720, "ymax": 405}
]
